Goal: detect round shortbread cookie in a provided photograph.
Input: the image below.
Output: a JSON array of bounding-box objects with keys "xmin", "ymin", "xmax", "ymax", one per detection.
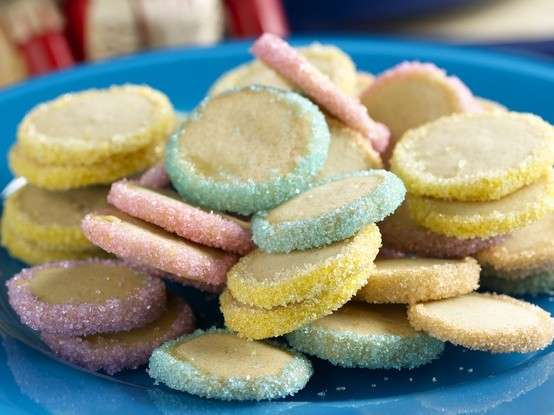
[
  {"xmin": 4, "ymin": 184, "xmax": 109, "ymax": 250},
  {"xmin": 481, "ymin": 270, "xmax": 554, "ymax": 296},
  {"xmin": 9, "ymin": 141, "xmax": 164, "ymax": 190},
  {"xmin": 148, "ymin": 328, "xmax": 313, "ymax": 401},
  {"xmin": 252, "ymin": 171, "xmax": 404, "ymax": 253},
  {"xmin": 476, "ymin": 212, "xmax": 554, "ymax": 279},
  {"xmin": 317, "ymin": 117, "xmax": 382, "ymax": 179},
  {"xmin": 355, "ymin": 72, "xmax": 374, "ymax": 97},
  {"xmin": 251, "ymin": 34, "xmax": 389, "ymax": 153},
  {"xmin": 356, "ymin": 257, "xmax": 480, "ymax": 304},
  {"xmin": 478, "ymin": 97, "xmax": 507, "ymax": 113},
  {"xmin": 407, "ymin": 292, "xmax": 554, "ymax": 353},
  {"xmin": 390, "ymin": 112, "xmax": 554, "ymax": 201},
  {"xmin": 227, "ymin": 224, "xmax": 380, "ymax": 309},
  {"xmin": 81, "ymin": 209, "xmax": 238, "ymax": 286},
  {"xmin": 210, "ymin": 43, "xmax": 357, "ymax": 96},
  {"xmin": 1, "ymin": 217, "xmax": 108, "ymax": 265},
  {"xmin": 362, "ymin": 61, "xmax": 479, "ymax": 144},
  {"xmin": 6, "ymin": 259, "xmax": 167, "ymax": 336},
  {"xmin": 108, "ymin": 180, "xmax": 254, "ymax": 255},
  {"xmin": 42, "ymin": 295, "xmax": 195, "ymax": 375},
  {"xmin": 286, "ymin": 302, "xmax": 444, "ymax": 369},
  {"xmin": 407, "ymin": 172, "xmax": 554, "ymax": 239},
  {"xmin": 17, "ymin": 85, "xmax": 175, "ymax": 165},
  {"xmin": 165, "ymin": 85, "xmax": 330, "ymax": 215},
  {"xmin": 220, "ymin": 266, "xmax": 370, "ymax": 340},
  {"xmin": 379, "ymin": 203, "xmax": 504, "ymax": 258}
]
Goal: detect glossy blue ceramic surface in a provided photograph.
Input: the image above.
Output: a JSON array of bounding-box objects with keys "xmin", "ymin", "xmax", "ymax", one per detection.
[{"xmin": 1, "ymin": 37, "xmax": 554, "ymax": 415}]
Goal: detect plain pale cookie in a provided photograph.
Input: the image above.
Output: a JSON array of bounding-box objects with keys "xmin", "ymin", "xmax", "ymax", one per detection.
[
  {"xmin": 148, "ymin": 328, "xmax": 313, "ymax": 401},
  {"xmin": 362, "ymin": 61, "xmax": 478, "ymax": 143},
  {"xmin": 286, "ymin": 302, "xmax": 444, "ymax": 369},
  {"xmin": 379, "ymin": 204, "xmax": 504, "ymax": 258},
  {"xmin": 42, "ymin": 295, "xmax": 195, "ymax": 375},
  {"xmin": 481, "ymin": 271, "xmax": 554, "ymax": 296},
  {"xmin": 252, "ymin": 171, "xmax": 403, "ymax": 253},
  {"xmin": 476, "ymin": 212, "xmax": 554, "ymax": 279},
  {"xmin": 1, "ymin": 217, "xmax": 108, "ymax": 264},
  {"xmin": 108, "ymin": 180, "xmax": 254, "ymax": 255},
  {"xmin": 6, "ymin": 259, "xmax": 166, "ymax": 336},
  {"xmin": 407, "ymin": 172, "xmax": 554, "ymax": 239},
  {"xmin": 251, "ymin": 34, "xmax": 390, "ymax": 153},
  {"xmin": 81, "ymin": 209, "xmax": 237, "ymax": 286},
  {"xmin": 227, "ymin": 224, "xmax": 380, "ymax": 309},
  {"xmin": 165, "ymin": 85, "xmax": 330, "ymax": 214},
  {"xmin": 16, "ymin": 85, "xmax": 175, "ymax": 165},
  {"xmin": 220, "ymin": 265, "xmax": 370, "ymax": 339},
  {"xmin": 478, "ymin": 97, "xmax": 507, "ymax": 113},
  {"xmin": 355, "ymin": 72, "xmax": 374, "ymax": 97},
  {"xmin": 9, "ymin": 141, "xmax": 164, "ymax": 190},
  {"xmin": 317, "ymin": 117, "xmax": 382, "ymax": 179},
  {"xmin": 4, "ymin": 184, "xmax": 109, "ymax": 250},
  {"xmin": 407, "ymin": 292, "xmax": 554, "ymax": 353},
  {"xmin": 391, "ymin": 112, "xmax": 554, "ymax": 201},
  {"xmin": 210, "ymin": 43, "xmax": 357, "ymax": 96},
  {"xmin": 356, "ymin": 257, "xmax": 480, "ymax": 304}
]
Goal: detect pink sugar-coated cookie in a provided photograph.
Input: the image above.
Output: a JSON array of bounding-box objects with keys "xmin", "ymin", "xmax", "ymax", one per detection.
[
  {"xmin": 108, "ymin": 180, "xmax": 254, "ymax": 255},
  {"xmin": 122, "ymin": 260, "xmax": 225, "ymax": 294},
  {"xmin": 379, "ymin": 204, "xmax": 504, "ymax": 259},
  {"xmin": 251, "ymin": 33, "xmax": 390, "ymax": 154},
  {"xmin": 41, "ymin": 296, "xmax": 195, "ymax": 375},
  {"xmin": 6, "ymin": 259, "xmax": 167, "ymax": 336},
  {"xmin": 362, "ymin": 61, "xmax": 481, "ymax": 113},
  {"xmin": 81, "ymin": 208, "xmax": 238, "ymax": 286},
  {"xmin": 138, "ymin": 162, "xmax": 171, "ymax": 189}
]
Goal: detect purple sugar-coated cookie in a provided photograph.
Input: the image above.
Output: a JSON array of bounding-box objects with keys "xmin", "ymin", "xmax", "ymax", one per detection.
[
  {"xmin": 41, "ymin": 296, "xmax": 195, "ymax": 375},
  {"xmin": 6, "ymin": 259, "xmax": 167, "ymax": 336}
]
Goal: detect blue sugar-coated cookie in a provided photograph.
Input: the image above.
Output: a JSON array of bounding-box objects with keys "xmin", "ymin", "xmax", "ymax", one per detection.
[
  {"xmin": 165, "ymin": 85, "xmax": 330, "ymax": 215},
  {"xmin": 252, "ymin": 170, "xmax": 405, "ymax": 253},
  {"xmin": 286, "ymin": 302, "xmax": 444, "ymax": 369},
  {"xmin": 481, "ymin": 270, "xmax": 554, "ymax": 296},
  {"xmin": 148, "ymin": 328, "xmax": 313, "ymax": 401}
]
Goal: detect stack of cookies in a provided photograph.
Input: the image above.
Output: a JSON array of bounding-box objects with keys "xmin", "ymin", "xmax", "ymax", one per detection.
[
  {"xmin": 2, "ymin": 84, "xmax": 176, "ymax": 264},
  {"xmin": 6, "ymin": 259, "xmax": 195, "ymax": 374}
]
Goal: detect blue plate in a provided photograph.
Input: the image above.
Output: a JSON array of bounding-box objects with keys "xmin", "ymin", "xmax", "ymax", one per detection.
[{"xmin": 1, "ymin": 37, "xmax": 554, "ymax": 415}]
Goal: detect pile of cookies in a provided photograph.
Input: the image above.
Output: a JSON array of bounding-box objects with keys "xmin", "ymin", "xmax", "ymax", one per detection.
[
  {"xmin": 1, "ymin": 84, "xmax": 176, "ymax": 264},
  {"xmin": 4, "ymin": 33, "xmax": 554, "ymax": 402},
  {"xmin": 7, "ymin": 259, "xmax": 195, "ymax": 374}
]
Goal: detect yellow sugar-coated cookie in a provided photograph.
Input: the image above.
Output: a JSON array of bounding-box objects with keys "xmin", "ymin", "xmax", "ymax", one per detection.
[
  {"xmin": 477, "ymin": 212, "xmax": 554, "ymax": 279},
  {"xmin": 354, "ymin": 72, "xmax": 374, "ymax": 97},
  {"xmin": 318, "ymin": 118, "xmax": 382, "ymax": 179},
  {"xmin": 209, "ymin": 44, "xmax": 357, "ymax": 96},
  {"xmin": 220, "ymin": 266, "xmax": 370, "ymax": 339},
  {"xmin": 408, "ymin": 292, "xmax": 554, "ymax": 353},
  {"xmin": 1, "ymin": 218, "xmax": 107, "ymax": 264},
  {"xmin": 4, "ymin": 184, "xmax": 109, "ymax": 250},
  {"xmin": 357, "ymin": 257, "xmax": 480, "ymax": 304},
  {"xmin": 9, "ymin": 142, "xmax": 163, "ymax": 190},
  {"xmin": 477, "ymin": 97, "xmax": 507, "ymax": 113},
  {"xmin": 227, "ymin": 224, "xmax": 380, "ymax": 309},
  {"xmin": 391, "ymin": 112, "xmax": 554, "ymax": 201},
  {"xmin": 407, "ymin": 172, "xmax": 554, "ymax": 239},
  {"xmin": 17, "ymin": 85, "xmax": 175, "ymax": 165}
]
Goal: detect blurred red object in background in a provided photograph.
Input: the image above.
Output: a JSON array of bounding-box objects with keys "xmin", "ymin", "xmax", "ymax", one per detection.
[
  {"xmin": 225, "ymin": 0, "xmax": 288, "ymax": 38},
  {"xmin": 0, "ymin": 0, "xmax": 74, "ymax": 78}
]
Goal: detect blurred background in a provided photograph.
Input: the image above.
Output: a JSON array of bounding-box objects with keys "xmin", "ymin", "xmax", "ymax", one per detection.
[{"xmin": 0, "ymin": 0, "xmax": 553, "ymax": 88}]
